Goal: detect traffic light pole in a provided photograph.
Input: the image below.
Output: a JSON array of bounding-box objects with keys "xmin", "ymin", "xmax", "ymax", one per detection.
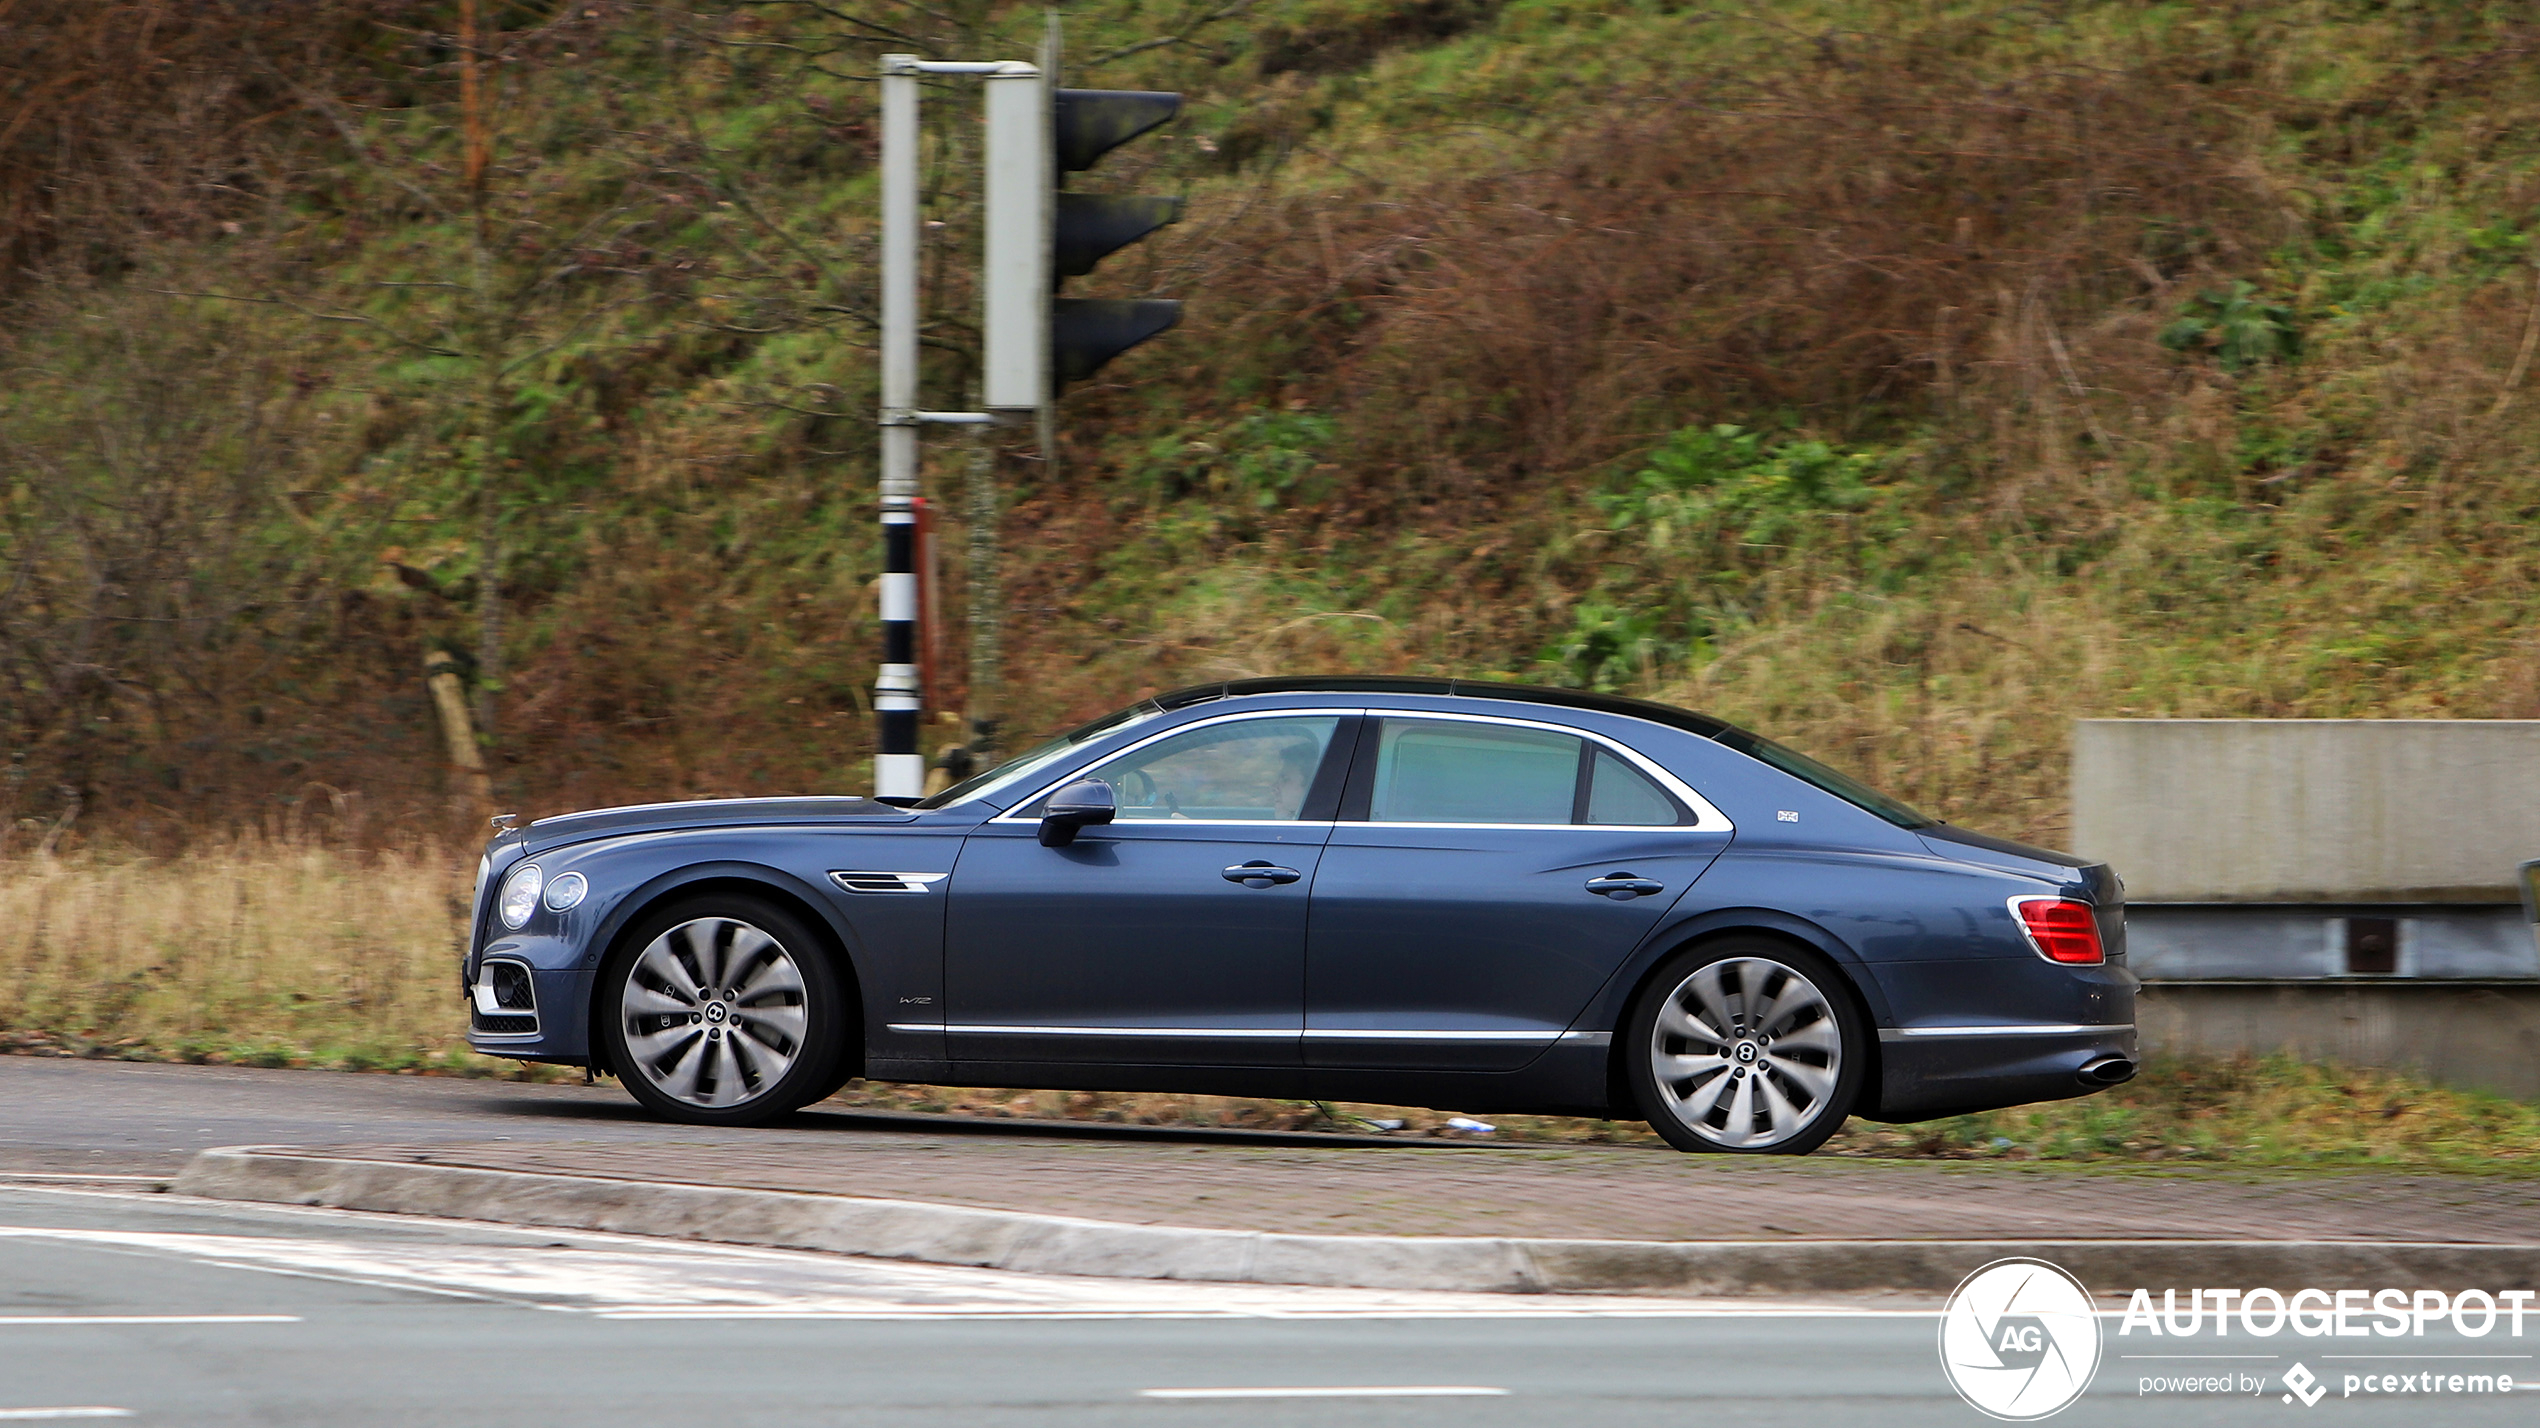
[
  {"xmin": 872, "ymin": 47, "xmax": 1179, "ymax": 799},
  {"xmin": 874, "ymin": 55, "xmax": 1028, "ymax": 801}
]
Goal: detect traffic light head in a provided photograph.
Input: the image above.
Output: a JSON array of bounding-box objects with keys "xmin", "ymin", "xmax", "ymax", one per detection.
[
  {"xmin": 1053, "ymin": 88, "xmax": 1180, "ymax": 173},
  {"xmin": 982, "ymin": 74, "xmax": 1184, "ymax": 413}
]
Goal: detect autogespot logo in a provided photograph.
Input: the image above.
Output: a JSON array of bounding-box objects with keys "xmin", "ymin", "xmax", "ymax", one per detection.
[{"xmin": 1939, "ymin": 1258, "xmax": 2104, "ymax": 1420}]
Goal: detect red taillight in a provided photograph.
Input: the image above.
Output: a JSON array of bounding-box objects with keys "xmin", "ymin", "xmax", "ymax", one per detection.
[{"xmin": 2014, "ymin": 897, "xmax": 2104, "ymax": 965}]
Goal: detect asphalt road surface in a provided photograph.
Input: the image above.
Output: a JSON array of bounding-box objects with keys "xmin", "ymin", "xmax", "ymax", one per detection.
[
  {"xmin": 0, "ymin": 1185, "xmax": 2531, "ymax": 1427},
  {"xmin": 0, "ymin": 1056, "xmax": 1421, "ymax": 1180}
]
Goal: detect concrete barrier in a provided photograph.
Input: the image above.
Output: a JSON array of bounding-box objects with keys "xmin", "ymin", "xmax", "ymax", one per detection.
[
  {"xmin": 2140, "ymin": 981, "xmax": 2540, "ymax": 1100},
  {"xmin": 170, "ymin": 1147, "xmax": 2540, "ymax": 1297},
  {"xmin": 2073, "ymin": 719, "xmax": 2540, "ymax": 904}
]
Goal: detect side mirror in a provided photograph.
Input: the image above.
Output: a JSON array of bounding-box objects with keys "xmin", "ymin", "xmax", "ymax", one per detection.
[{"xmin": 1037, "ymin": 778, "xmax": 1117, "ymax": 848}]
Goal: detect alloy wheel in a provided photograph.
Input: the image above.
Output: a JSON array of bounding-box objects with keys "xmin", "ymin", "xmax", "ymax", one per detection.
[
  {"xmin": 1644, "ymin": 954, "xmax": 1846, "ymax": 1149},
  {"xmin": 617, "ymin": 916, "xmax": 810, "ymax": 1110}
]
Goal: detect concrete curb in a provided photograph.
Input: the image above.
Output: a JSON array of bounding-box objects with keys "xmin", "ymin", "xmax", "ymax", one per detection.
[{"xmin": 171, "ymin": 1147, "xmax": 2540, "ymax": 1297}]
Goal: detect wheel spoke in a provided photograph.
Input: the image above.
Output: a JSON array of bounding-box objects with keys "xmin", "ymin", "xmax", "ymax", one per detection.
[
  {"xmin": 1767, "ymin": 1053, "xmax": 1837, "ymax": 1104},
  {"xmin": 624, "ymin": 982, "xmax": 693, "ymax": 1018},
  {"xmin": 1684, "ymin": 963, "xmax": 1738, "ymax": 1033},
  {"xmin": 705, "ymin": 926, "xmax": 741, "ymax": 992},
  {"xmin": 1676, "ymin": 1063, "xmax": 1735, "ymax": 1121},
  {"xmin": 734, "ymin": 953, "xmax": 804, "ymax": 1003},
  {"xmin": 653, "ymin": 1032, "xmax": 710, "ymax": 1101},
  {"xmin": 1656, "ymin": 1049, "xmax": 1730, "ymax": 1082},
  {"xmin": 731, "ymin": 1024, "xmax": 796, "ymax": 1083},
  {"xmin": 1735, "ymin": 964, "xmax": 1786, "ymax": 1036},
  {"xmin": 625, "ymin": 1024, "xmax": 698, "ymax": 1061},
  {"xmin": 734, "ymin": 1002, "xmax": 806, "ymax": 1048},
  {"xmin": 1755, "ymin": 980, "xmax": 1826, "ymax": 1039},
  {"xmin": 1753, "ymin": 1067, "xmax": 1805, "ymax": 1136},
  {"xmin": 1656, "ymin": 998, "xmax": 1729, "ymax": 1049},
  {"xmin": 636, "ymin": 942, "xmax": 699, "ymax": 1002},
  {"xmin": 1769, "ymin": 1018, "xmax": 1839, "ymax": 1059},
  {"xmin": 1717, "ymin": 1071, "xmax": 1759, "ymax": 1145}
]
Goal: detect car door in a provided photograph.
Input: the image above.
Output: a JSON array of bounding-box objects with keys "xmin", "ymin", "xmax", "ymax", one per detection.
[
  {"xmin": 1304, "ymin": 713, "xmax": 1732, "ymax": 1072},
  {"xmin": 942, "ymin": 712, "xmax": 1352, "ymax": 1070}
]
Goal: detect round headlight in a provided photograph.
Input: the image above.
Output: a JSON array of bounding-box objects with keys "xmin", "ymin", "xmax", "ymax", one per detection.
[
  {"xmin": 498, "ymin": 864, "xmax": 543, "ymax": 929},
  {"xmin": 543, "ymin": 871, "xmax": 588, "ymax": 912}
]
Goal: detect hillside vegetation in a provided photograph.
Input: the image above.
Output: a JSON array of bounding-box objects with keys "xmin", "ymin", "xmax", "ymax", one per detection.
[{"xmin": 6, "ymin": 0, "xmax": 2540, "ymax": 851}]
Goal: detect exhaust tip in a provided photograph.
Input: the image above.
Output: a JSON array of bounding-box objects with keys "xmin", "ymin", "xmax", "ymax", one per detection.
[{"xmin": 2078, "ymin": 1056, "xmax": 2137, "ymax": 1088}]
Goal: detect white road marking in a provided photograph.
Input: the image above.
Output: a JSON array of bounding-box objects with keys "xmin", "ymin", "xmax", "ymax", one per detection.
[
  {"xmin": 0, "ymin": 1411, "xmax": 134, "ymax": 1421},
  {"xmin": 1142, "ymin": 1387, "xmax": 1508, "ymax": 1399},
  {"xmin": 0, "ymin": 1316, "xmax": 296, "ymax": 1327}
]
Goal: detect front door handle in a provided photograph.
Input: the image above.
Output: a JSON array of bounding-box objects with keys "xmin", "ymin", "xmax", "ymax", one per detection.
[
  {"xmin": 1586, "ymin": 872, "xmax": 1665, "ymax": 900},
  {"xmin": 1224, "ymin": 861, "xmax": 1303, "ymax": 888}
]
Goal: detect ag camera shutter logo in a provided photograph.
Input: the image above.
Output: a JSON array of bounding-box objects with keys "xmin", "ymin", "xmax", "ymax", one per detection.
[{"xmin": 1939, "ymin": 1258, "xmax": 2103, "ymax": 1420}]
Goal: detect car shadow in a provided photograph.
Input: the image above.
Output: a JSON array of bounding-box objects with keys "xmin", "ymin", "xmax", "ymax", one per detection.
[{"xmin": 476, "ymin": 1093, "xmax": 1519, "ymax": 1151}]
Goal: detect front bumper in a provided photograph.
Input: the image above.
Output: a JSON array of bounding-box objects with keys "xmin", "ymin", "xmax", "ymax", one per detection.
[{"xmin": 466, "ymin": 933, "xmax": 595, "ymax": 1063}]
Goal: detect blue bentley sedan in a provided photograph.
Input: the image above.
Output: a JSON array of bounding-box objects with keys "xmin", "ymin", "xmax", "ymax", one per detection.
[{"xmin": 463, "ymin": 677, "xmax": 2136, "ymax": 1154}]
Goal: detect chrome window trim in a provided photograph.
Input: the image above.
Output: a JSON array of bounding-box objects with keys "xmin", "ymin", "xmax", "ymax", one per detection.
[
  {"xmin": 1353, "ymin": 708, "xmax": 1730, "ymax": 831},
  {"xmin": 1877, "ymin": 1023, "xmax": 2133, "ymax": 1041},
  {"xmin": 986, "ymin": 708, "xmax": 1361, "ymax": 828},
  {"xmin": 987, "ymin": 706, "xmax": 1734, "ymax": 833}
]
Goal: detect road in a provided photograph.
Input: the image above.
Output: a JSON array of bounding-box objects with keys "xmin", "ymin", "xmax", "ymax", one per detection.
[
  {"xmin": 0, "ymin": 1185, "xmax": 2532, "ymax": 1426},
  {"xmin": 0, "ymin": 1056, "xmax": 1415, "ymax": 1180},
  {"xmin": 3, "ymin": 1058, "xmax": 2534, "ymax": 1424}
]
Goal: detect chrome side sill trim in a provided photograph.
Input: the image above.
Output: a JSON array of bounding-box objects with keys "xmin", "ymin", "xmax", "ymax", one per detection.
[
  {"xmin": 886, "ymin": 1024, "xmax": 1611, "ymax": 1043},
  {"xmin": 1877, "ymin": 1023, "xmax": 2134, "ymax": 1041}
]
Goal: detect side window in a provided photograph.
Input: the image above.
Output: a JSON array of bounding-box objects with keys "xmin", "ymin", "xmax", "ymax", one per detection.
[
  {"xmin": 1367, "ymin": 720, "xmax": 1582, "ymax": 825},
  {"xmin": 1082, "ymin": 716, "xmax": 1340, "ymax": 822},
  {"xmin": 1584, "ymin": 747, "xmax": 1685, "ymax": 826}
]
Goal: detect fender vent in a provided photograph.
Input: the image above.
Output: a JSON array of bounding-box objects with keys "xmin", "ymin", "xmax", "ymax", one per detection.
[{"xmin": 829, "ymin": 871, "xmax": 949, "ymax": 894}]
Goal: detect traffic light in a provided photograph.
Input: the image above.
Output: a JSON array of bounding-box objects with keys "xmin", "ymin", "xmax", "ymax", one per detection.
[{"xmin": 982, "ymin": 74, "xmax": 1183, "ymax": 414}]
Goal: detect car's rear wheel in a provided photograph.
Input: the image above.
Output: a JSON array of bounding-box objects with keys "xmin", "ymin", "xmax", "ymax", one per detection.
[
  {"xmin": 1625, "ymin": 938, "xmax": 1865, "ymax": 1155},
  {"xmin": 598, "ymin": 895, "xmax": 848, "ymax": 1126}
]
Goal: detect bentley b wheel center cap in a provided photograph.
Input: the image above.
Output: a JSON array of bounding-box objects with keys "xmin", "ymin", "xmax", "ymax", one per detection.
[
  {"xmin": 705, "ymin": 1002, "xmax": 728, "ymax": 1024},
  {"xmin": 1735, "ymin": 1040, "xmax": 1759, "ymax": 1064}
]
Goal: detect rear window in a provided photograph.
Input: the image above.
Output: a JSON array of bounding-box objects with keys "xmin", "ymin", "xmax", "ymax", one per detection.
[{"xmin": 1712, "ymin": 728, "xmax": 1933, "ymax": 829}]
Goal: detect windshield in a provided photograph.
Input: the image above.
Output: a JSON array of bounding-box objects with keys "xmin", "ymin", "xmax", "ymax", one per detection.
[
  {"xmin": 1712, "ymin": 727, "xmax": 1934, "ymax": 829},
  {"xmin": 912, "ymin": 700, "xmax": 1167, "ymax": 810}
]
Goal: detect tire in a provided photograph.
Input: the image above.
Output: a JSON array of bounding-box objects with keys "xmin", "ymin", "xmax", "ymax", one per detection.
[
  {"xmin": 1624, "ymin": 937, "xmax": 1867, "ymax": 1155},
  {"xmin": 596, "ymin": 894, "xmax": 850, "ymax": 1127}
]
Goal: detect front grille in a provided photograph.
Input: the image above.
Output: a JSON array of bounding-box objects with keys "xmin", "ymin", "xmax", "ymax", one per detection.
[{"xmin": 471, "ymin": 1011, "xmax": 537, "ymax": 1035}]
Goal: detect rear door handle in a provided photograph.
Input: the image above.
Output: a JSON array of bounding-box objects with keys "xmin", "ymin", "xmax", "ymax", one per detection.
[
  {"xmin": 1586, "ymin": 872, "xmax": 1665, "ymax": 900},
  {"xmin": 1224, "ymin": 861, "xmax": 1303, "ymax": 888}
]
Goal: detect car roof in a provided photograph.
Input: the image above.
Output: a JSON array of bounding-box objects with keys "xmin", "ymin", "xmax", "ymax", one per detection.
[{"xmin": 1152, "ymin": 676, "xmax": 1737, "ymax": 742}]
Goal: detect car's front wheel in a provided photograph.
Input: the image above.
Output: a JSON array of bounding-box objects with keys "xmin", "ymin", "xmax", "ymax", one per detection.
[
  {"xmin": 597, "ymin": 895, "xmax": 849, "ymax": 1126},
  {"xmin": 1625, "ymin": 938, "xmax": 1865, "ymax": 1155}
]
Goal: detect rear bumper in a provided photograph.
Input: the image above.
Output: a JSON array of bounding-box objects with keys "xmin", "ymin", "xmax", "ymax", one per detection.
[{"xmin": 1865, "ymin": 1022, "xmax": 2139, "ymax": 1122}]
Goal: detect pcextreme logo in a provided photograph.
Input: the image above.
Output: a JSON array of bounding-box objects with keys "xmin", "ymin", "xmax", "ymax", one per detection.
[{"xmin": 1938, "ymin": 1258, "xmax": 2103, "ymax": 1420}]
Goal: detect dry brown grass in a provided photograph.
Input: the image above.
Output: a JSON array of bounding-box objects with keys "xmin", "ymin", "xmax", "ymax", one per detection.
[{"xmin": 0, "ymin": 838, "xmax": 519, "ymax": 1072}]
